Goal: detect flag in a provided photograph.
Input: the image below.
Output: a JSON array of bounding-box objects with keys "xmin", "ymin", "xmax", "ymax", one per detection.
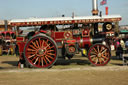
[{"xmin": 100, "ymin": 0, "xmax": 107, "ymax": 5}]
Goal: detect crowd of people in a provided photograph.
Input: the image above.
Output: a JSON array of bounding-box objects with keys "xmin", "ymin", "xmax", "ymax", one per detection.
[{"xmin": 115, "ymin": 38, "xmax": 128, "ymax": 65}]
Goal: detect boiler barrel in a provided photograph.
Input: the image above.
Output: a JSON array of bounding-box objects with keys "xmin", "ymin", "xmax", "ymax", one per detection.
[
  {"xmin": 92, "ymin": 38, "xmax": 105, "ymax": 44},
  {"xmin": 78, "ymin": 37, "xmax": 104, "ymax": 48}
]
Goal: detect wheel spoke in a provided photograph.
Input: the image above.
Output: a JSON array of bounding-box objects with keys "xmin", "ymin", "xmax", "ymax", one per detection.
[
  {"xmin": 38, "ymin": 38, "xmax": 41, "ymax": 47},
  {"xmin": 38, "ymin": 57, "xmax": 41, "ymax": 66},
  {"xmin": 47, "ymin": 50, "xmax": 54, "ymax": 53},
  {"xmin": 41, "ymin": 40, "xmax": 44, "ymax": 48},
  {"xmin": 101, "ymin": 49, "xmax": 107, "ymax": 55},
  {"xmin": 90, "ymin": 55, "xmax": 96, "ymax": 58},
  {"xmin": 29, "ymin": 45, "xmax": 37, "ymax": 50},
  {"xmin": 43, "ymin": 57, "xmax": 48, "ymax": 65},
  {"xmin": 100, "ymin": 57, "xmax": 105, "ymax": 62},
  {"xmin": 27, "ymin": 48, "xmax": 36, "ymax": 52},
  {"xmin": 95, "ymin": 57, "xmax": 98, "ymax": 64},
  {"xmin": 41, "ymin": 57, "xmax": 44, "ymax": 66},
  {"xmin": 99, "ymin": 58, "xmax": 103, "ymax": 64},
  {"xmin": 46, "ymin": 39, "xmax": 49, "ymax": 44},
  {"xmin": 46, "ymin": 55, "xmax": 54, "ymax": 59},
  {"xmin": 100, "ymin": 46, "xmax": 103, "ymax": 53},
  {"xmin": 32, "ymin": 41, "xmax": 38, "ymax": 49},
  {"xmin": 47, "ymin": 53, "xmax": 55, "ymax": 56},
  {"xmin": 28, "ymin": 54, "xmax": 35, "ymax": 58},
  {"xmin": 32, "ymin": 55, "xmax": 38, "ymax": 61},
  {"xmin": 44, "ymin": 56, "xmax": 51, "ymax": 63},
  {"xmin": 91, "ymin": 57, "xmax": 97, "ymax": 62},
  {"xmin": 44, "ymin": 43, "xmax": 51, "ymax": 50},
  {"xmin": 27, "ymin": 51, "xmax": 36, "ymax": 55},
  {"xmin": 34, "ymin": 57, "xmax": 39, "ymax": 64},
  {"xmin": 47, "ymin": 46, "xmax": 54, "ymax": 50},
  {"xmin": 101, "ymin": 54, "xmax": 108, "ymax": 59},
  {"xmin": 97, "ymin": 45, "xmax": 100, "ymax": 53},
  {"xmin": 36, "ymin": 40, "xmax": 40, "ymax": 48},
  {"xmin": 43, "ymin": 40, "xmax": 47, "ymax": 47},
  {"xmin": 93, "ymin": 47, "xmax": 98, "ymax": 53},
  {"xmin": 91, "ymin": 51, "xmax": 97, "ymax": 55}
]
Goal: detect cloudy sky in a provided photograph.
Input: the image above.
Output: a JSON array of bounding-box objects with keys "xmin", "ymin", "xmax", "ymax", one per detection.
[{"xmin": 0, "ymin": 0, "xmax": 127, "ymax": 25}]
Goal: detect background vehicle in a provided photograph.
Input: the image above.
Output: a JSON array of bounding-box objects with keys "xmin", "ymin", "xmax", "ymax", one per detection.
[{"xmin": 0, "ymin": 20, "xmax": 16, "ymax": 56}]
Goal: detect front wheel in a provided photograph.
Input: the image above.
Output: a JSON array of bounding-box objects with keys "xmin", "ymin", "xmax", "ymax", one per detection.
[
  {"xmin": 88, "ymin": 43, "xmax": 111, "ymax": 66},
  {"xmin": 24, "ymin": 34, "xmax": 58, "ymax": 68}
]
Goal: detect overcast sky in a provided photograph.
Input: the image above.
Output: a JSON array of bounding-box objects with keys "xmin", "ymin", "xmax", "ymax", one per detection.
[{"xmin": 0, "ymin": 0, "xmax": 127, "ymax": 25}]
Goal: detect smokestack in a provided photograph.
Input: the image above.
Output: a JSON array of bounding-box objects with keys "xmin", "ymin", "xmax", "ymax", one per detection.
[
  {"xmin": 92, "ymin": 0, "xmax": 99, "ymax": 15},
  {"xmin": 4, "ymin": 20, "xmax": 8, "ymax": 31},
  {"xmin": 72, "ymin": 12, "xmax": 74, "ymax": 18}
]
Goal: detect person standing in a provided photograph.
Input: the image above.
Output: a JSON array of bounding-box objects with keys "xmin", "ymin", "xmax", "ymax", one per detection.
[
  {"xmin": 120, "ymin": 39, "xmax": 125, "ymax": 49},
  {"xmin": 116, "ymin": 44, "xmax": 123, "ymax": 59}
]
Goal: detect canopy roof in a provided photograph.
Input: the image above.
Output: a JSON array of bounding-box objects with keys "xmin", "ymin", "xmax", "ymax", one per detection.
[{"xmin": 10, "ymin": 15, "xmax": 122, "ymax": 27}]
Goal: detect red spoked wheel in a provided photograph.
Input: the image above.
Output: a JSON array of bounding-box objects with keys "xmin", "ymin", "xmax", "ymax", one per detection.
[
  {"xmin": 24, "ymin": 34, "xmax": 58, "ymax": 68},
  {"xmin": 88, "ymin": 43, "xmax": 111, "ymax": 66}
]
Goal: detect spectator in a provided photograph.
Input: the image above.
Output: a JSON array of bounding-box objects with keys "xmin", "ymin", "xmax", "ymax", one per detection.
[
  {"xmin": 116, "ymin": 40, "xmax": 120, "ymax": 47},
  {"xmin": 120, "ymin": 39, "xmax": 125, "ymax": 49},
  {"xmin": 125, "ymin": 40, "xmax": 128, "ymax": 53},
  {"xmin": 125, "ymin": 40, "xmax": 128, "ymax": 48},
  {"xmin": 116, "ymin": 44, "xmax": 123, "ymax": 59}
]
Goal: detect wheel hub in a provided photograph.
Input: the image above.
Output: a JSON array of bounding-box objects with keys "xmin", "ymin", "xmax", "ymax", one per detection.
[
  {"xmin": 98, "ymin": 53, "xmax": 101, "ymax": 57},
  {"xmin": 69, "ymin": 47, "xmax": 75, "ymax": 53},
  {"xmin": 37, "ymin": 49, "xmax": 44, "ymax": 55}
]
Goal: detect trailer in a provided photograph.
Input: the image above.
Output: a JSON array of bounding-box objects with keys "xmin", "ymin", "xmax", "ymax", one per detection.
[{"xmin": 9, "ymin": 0, "xmax": 121, "ymax": 68}]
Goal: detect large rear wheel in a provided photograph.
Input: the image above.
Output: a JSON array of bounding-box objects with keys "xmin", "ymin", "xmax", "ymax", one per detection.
[
  {"xmin": 24, "ymin": 34, "xmax": 58, "ymax": 68},
  {"xmin": 88, "ymin": 43, "xmax": 111, "ymax": 66}
]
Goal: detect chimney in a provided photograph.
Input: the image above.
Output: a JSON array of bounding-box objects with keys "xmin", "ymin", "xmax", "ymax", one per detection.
[
  {"xmin": 92, "ymin": 0, "xmax": 99, "ymax": 15},
  {"xmin": 4, "ymin": 20, "xmax": 8, "ymax": 31},
  {"xmin": 72, "ymin": 12, "xmax": 74, "ymax": 18}
]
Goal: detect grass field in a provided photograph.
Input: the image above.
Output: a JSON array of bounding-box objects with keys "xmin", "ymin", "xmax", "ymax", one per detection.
[{"xmin": 0, "ymin": 54, "xmax": 128, "ymax": 85}]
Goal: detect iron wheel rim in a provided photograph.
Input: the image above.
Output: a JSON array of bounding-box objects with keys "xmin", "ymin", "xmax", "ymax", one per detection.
[
  {"xmin": 88, "ymin": 44, "xmax": 111, "ymax": 66},
  {"xmin": 24, "ymin": 34, "xmax": 57, "ymax": 68}
]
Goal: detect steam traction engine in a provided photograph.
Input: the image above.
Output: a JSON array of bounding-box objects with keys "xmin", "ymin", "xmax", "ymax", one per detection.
[
  {"xmin": 10, "ymin": 0, "xmax": 121, "ymax": 68},
  {"xmin": 0, "ymin": 20, "xmax": 16, "ymax": 56}
]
